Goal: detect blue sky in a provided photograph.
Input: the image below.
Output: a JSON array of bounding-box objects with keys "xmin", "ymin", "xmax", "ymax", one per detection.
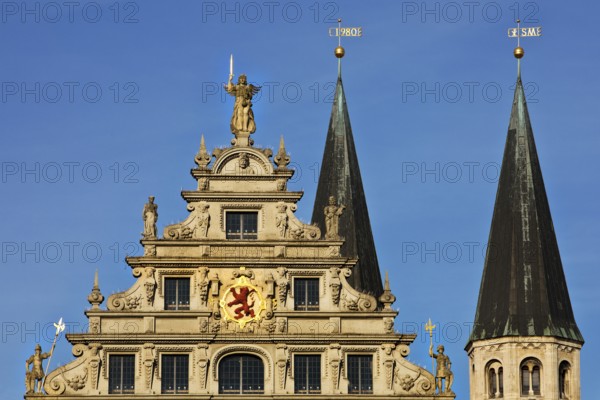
[{"xmin": 1, "ymin": 1, "xmax": 598, "ymax": 398}]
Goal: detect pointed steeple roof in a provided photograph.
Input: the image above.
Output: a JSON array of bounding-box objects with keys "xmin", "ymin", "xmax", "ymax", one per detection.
[
  {"xmin": 312, "ymin": 74, "xmax": 383, "ymax": 296},
  {"xmin": 468, "ymin": 78, "xmax": 583, "ymax": 344}
]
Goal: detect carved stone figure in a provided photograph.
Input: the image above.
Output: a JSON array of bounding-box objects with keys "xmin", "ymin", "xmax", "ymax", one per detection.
[
  {"xmin": 275, "ymin": 267, "xmax": 288, "ymax": 304},
  {"xmin": 199, "ymin": 318, "xmax": 209, "ymax": 333},
  {"xmin": 225, "ymin": 74, "xmax": 261, "ymax": 134},
  {"xmin": 429, "ymin": 344, "xmax": 454, "ymax": 394},
  {"xmin": 89, "ymin": 319, "xmax": 99, "ymax": 334},
  {"xmin": 144, "ymin": 267, "xmax": 156, "ymax": 305},
  {"xmin": 276, "ymin": 178, "xmax": 286, "ymax": 191},
  {"xmin": 198, "ymin": 267, "xmax": 210, "ymax": 306},
  {"xmin": 143, "ymin": 343, "xmax": 155, "ymax": 390},
  {"xmin": 324, "ymin": 196, "xmax": 345, "ymax": 240},
  {"xmin": 198, "ymin": 177, "xmax": 209, "ymax": 191},
  {"xmin": 275, "ymin": 204, "xmax": 288, "ymax": 238},
  {"xmin": 25, "ymin": 344, "xmax": 50, "ymax": 394},
  {"xmin": 384, "ymin": 317, "xmax": 394, "ymax": 333},
  {"xmin": 144, "ymin": 244, "xmax": 156, "ymax": 256},
  {"xmin": 235, "ymin": 152, "xmax": 257, "ymax": 173},
  {"xmin": 330, "ymin": 267, "xmax": 342, "ymax": 305},
  {"xmin": 88, "ymin": 343, "xmax": 101, "ymax": 390},
  {"xmin": 276, "ymin": 317, "xmax": 287, "ymax": 333},
  {"xmin": 195, "ymin": 204, "xmax": 210, "ymax": 238},
  {"xmin": 197, "ymin": 344, "xmax": 209, "ymax": 389},
  {"xmin": 142, "ymin": 196, "xmax": 158, "ymax": 239},
  {"xmin": 275, "ymin": 344, "xmax": 288, "ymax": 390}
]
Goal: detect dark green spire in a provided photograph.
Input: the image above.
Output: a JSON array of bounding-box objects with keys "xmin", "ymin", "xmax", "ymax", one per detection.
[
  {"xmin": 468, "ymin": 78, "xmax": 583, "ymax": 345},
  {"xmin": 312, "ymin": 76, "xmax": 383, "ymax": 296}
]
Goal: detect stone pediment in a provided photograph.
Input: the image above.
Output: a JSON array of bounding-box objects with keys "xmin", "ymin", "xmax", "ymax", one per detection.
[{"xmin": 211, "ymin": 146, "xmax": 274, "ymax": 176}]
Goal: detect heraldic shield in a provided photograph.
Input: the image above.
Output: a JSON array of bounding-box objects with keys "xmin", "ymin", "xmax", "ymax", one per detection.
[{"xmin": 220, "ymin": 275, "xmax": 266, "ymax": 328}]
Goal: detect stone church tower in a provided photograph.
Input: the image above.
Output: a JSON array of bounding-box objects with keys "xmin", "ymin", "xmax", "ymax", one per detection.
[
  {"xmin": 465, "ymin": 49, "xmax": 584, "ymax": 399},
  {"xmin": 27, "ymin": 53, "xmax": 455, "ymax": 398}
]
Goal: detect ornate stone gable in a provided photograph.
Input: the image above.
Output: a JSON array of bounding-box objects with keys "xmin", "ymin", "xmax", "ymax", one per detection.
[{"xmin": 29, "ymin": 69, "xmax": 448, "ymax": 399}]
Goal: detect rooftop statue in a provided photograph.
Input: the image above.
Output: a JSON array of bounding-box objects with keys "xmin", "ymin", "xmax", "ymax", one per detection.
[
  {"xmin": 25, "ymin": 344, "xmax": 50, "ymax": 394},
  {"xmin": 225, "ymin": 55, "xmax": 260, "ymax": 136}
]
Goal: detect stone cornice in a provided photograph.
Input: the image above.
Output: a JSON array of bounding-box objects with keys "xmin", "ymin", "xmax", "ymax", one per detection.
[
  {"xmin": 466, "ymin": 335, "xmax": 584, "ymax": 354},
  {"xmin": 139, "ymin": 239, "xmax": 345, "ymax": 247},
  {"xmin": 84, "ymin": 310, "xmax": 397, "ymax": 318},
  {"xmin": 190, "ymin": 169, "xmax": 294, "ymax": 179},
  {"xmin": 180, "ymin": 191, "xmax": 303, "ymax": 202},
  {"xmin": 125, "ymin": 257, "xmax": 357, "ymax": 268},
  {"xmin": 65, "ymin": 333, "xmax": 416, "ymax": 346}
]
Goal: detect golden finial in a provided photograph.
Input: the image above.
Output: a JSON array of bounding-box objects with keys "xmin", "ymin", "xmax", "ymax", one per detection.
[
  {"xmin": 514, "ymin": 46, "xmax": 524, "ymax": 59},
  {"xmin": 507, "ymin": 19, "xmax": 541, "ymax": 77},
  {"xmin": 335, "ymin": 18, "xmax": 345, "ymax": 58},
  {"xmin": 328, "ymin": 18, "xmax": 362, "ymax": 59},
  {"xmin": 513, "ymin": 19, "xmax": 524, "ymax": 59}
]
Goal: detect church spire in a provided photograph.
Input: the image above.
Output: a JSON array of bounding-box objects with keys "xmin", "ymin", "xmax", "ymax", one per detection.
[
  {"xmin": 312, "ymin": 42, "xmax": 383, "ymax": 296},
  {"xmin": 468, "ymin": 41, "xmax": 583, "ymax": 344}
]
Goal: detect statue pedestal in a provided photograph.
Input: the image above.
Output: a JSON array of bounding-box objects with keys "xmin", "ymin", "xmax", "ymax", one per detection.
[{"xmin": 232, "ymin": 131, "xmax": 253, "ymax": 147}]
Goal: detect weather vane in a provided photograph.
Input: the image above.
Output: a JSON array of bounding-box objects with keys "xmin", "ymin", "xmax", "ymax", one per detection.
[
  {"xmin": 425, "ymin": 318, "xmax": 436, "ymax": 374},
  {"xmin": 508, "ymin": 19, "xmax": 542, "ymax": 77},
  {"xmin": 329, "ymin": 18, "xmax": 362, "ymax": 67}
]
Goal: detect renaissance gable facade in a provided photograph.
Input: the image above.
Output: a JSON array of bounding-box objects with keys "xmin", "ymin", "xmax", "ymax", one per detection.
[{"xmin": 29, "ymin": 61, "xmax": 454, "ymax": 399}]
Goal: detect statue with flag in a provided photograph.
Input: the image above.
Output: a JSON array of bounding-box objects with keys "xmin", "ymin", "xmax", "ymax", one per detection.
[{"xmin": 25, "ymin": 317, "xmax": 65, "ymax": 394}]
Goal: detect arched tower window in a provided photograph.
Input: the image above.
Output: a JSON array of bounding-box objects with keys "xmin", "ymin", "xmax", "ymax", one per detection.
[
  {"xmin": 520, "ymin": 358, "xmax": 542, "ymax": 396},
  {"xmin": 218, "ymin": 354, "xmax": 264, "ymax": 394},
  {"xmin": 486, "ymin": 360, "xmax": 504, "ymax": 398},
  {"xmin": 559, "ymin": 361, "xmax": 571, "ymax": 399}
]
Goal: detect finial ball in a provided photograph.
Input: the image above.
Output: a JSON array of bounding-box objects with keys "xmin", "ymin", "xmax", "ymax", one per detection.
[
  {"xmin": 335, "ymin": 45, "xmax": 345, "ymax": 58},
  {"xmin": 514, "ymin": 46, "xmax": 524, "ymax": 59}
]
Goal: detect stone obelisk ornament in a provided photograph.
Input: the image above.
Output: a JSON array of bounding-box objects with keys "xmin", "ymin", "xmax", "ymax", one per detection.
[{"xmin": 225, "ymin": 54, "xmax": 261, "ymax": 146}]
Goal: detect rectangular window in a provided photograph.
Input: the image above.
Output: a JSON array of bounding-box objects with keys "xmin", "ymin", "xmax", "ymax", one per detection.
[
  {"xmin": 294, "ymin": 355, "xmax": 321, "ymax": 394},
  {"xmin": 164, "ymin": 278, "xmax": 190, "ymax": 310},
  {"xmin": 294, "ymin": 278, "xmax": 320, "ymax": 311},
  {"xmin": 226, "ymin": 212, "xmax": 258, "ymax": 240},
  {"xmin": 347, "ymin": 355, "xmax": 373, "ymax": 394},
  {"xmin": 161, "ymin": 355, "xmax": 189, "ymax": 394},
  {"xmin": 109, "ymin": 355, "xmax": 135, "ymax": 394}
]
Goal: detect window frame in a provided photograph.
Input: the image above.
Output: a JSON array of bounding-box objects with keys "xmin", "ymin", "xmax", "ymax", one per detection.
[
  {"xmin": 225, "ymin": 211, "xmax": 258, "ymax": 240},
  {"xmin": 160, "ymin": 354, "xmax": 189, "ymax": 394},
  {"xmin": 163, "ymin": 277, "xmax": 190, "ymax": 311},
  {"xmin": 520, "ymin": 358, "xmax": 542, "ymax": 396},
  {"xmin": 293, "ymin": 277, "xmax": 320, "ymax": 311},
  {"xmin": 559, "ymin": 360, "xmax": 571, "ymax": 399},
  {"xmin": 346, "ymin": 354, "xmax": 373, "ymax": 395},
  {"xmin": 218, "ymin": 354, "xmax": 265, "ymax": 395},
  {"xmin": 486, "ymin": 360, "xmax": 503, "ymax": 398},
  {"xmin": 108, "ymin": 354, "xmax": 136, "ymax": 394},
  {"xmin": 293, "ymin": 354, "xmax": 322, "ymax": 394}
]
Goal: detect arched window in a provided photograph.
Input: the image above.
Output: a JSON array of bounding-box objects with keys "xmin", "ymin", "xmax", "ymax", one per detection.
[
  {"xmin": 218, "ymin": 354, "xmax": 264, "ymax": 394},
  {"xmin": 521, "ymin": 358, "xmax": 542, "ymax": 396},
  {"xmin": 486, "ymin": 360, "xmax": 503, "ymax": 398},
  {"xmin": 559, "ymin": 361, "xmax": 571, "ymax": 399}
]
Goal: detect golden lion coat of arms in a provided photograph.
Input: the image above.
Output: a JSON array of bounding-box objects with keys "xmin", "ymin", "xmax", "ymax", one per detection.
[{"xmin": 220, "ymin": 275, "xmax": 265, "ymax": 328}]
